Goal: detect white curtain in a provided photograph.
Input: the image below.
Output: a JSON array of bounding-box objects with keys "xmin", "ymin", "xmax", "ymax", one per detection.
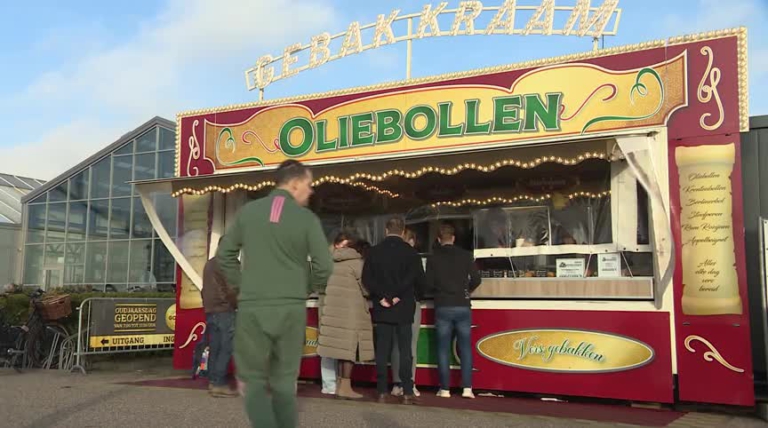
[
  {"xmin": 136, "ymin": 182, "xmax": 204, "ymax": 291},
  {"xmin": 615, "ymin": 134, "xmax": 675, "ymax": 309}
]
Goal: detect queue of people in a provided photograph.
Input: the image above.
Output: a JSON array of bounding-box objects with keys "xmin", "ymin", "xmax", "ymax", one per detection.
[{"xmin": 200, "ymin": 159, "xmax": 482, "ymax": 428}]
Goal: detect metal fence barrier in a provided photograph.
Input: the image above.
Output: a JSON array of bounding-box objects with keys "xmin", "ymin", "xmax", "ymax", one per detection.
[{"xmin": 71, "ymin": 297, "xmax": 175, "ymax": 374}]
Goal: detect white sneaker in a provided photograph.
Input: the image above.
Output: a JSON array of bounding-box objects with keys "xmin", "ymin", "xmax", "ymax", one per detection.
[
  {"xmin": 462, "ymin": 388, "xmax": 475, "ymax": 399},
  {"xmin": 436, "ymin": 389, "xmax": 451, "ymax": 398},
  {"xmin": 413, "ymin": 386, "xmax": 420, "ymax": 397},
  {"xmin": 391, "ymin": 385, "xmax": 403, "ymax": 396},
  {"xmin": 321, "ymin": 389, "xmax": 336, "ymax": 395}
]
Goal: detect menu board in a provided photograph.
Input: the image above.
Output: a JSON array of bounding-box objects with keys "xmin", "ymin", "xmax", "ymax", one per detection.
[
  {"xmin": 598, "ymin": 253, "xmax": 622, "ymax": 278},
  {"xmin": 676, "ymin": 143, "xmax": 742, "ymax": 316},
  {"xmin": 556, "ymin": 258, "xmax": 585, "ymax": 278}
]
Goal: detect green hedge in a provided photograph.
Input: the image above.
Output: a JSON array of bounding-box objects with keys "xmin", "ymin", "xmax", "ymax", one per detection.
[{"xmin": 0, "ymin": 289, "xmax": 175, "ymax": 334}]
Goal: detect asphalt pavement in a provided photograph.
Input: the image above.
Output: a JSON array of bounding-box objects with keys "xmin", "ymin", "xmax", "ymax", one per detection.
[{"xmin": 1, "ymin": 368, "xmax": 766, "ymax": 428}]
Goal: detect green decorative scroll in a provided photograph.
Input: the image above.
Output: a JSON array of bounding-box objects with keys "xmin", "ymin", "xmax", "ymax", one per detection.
[
  {"xmin": 214, "ymin": 127, "xmax": 265, "ymax": 167},
  {"xmin": 580, "ymin": 67, "xmax": 665, "ymax": 134}
]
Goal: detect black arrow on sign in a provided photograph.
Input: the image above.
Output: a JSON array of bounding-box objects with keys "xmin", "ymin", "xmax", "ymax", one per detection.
[{"xmin": 101, "ymin": 339, "xmax": 109, "ymax": 345}]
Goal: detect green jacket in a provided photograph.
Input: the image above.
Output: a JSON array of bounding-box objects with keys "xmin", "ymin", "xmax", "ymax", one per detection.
[{"xmin": 216, "ymin": 189, "xmax": 333, "ymax": 306}]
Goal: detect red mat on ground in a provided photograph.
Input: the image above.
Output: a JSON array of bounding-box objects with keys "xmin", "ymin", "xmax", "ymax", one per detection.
[{"xmin": 120, "ymin": 377, "xmax": 685, "ymax": 427}]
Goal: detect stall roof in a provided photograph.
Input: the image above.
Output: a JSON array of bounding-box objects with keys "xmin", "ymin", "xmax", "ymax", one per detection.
[
  {"xmin": 0, "ymin": 173, "xmax": 45, "ymax": 224},
  {"xmin": 21, "ymin": 116, "xmax": 176, "ymax": 205},
  {"xmin": 751, "ymin": 115, "xmax": 768, "ymax": 129},
  {"xmin": 134, "ymin": 137, "xmax": 614, "ymax": 198}
]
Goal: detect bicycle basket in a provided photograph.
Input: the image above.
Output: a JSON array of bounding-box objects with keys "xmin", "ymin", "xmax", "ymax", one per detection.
[{"xmin": 35, "ymin": 294, "xmax": 72, "ymax": 321}]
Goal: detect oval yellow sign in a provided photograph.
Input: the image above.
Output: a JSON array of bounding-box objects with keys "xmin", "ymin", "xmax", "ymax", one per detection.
[
  {"xmin": 165, "ymin": 304, "xmax": 176, "ymax": 331},
  {"xmin": 476, "ymin": 329, "xmax": 654, "ymax": 373},
  {"xmin": 303, "ymin": 327, "xmax": 319, "ymax": 357}
]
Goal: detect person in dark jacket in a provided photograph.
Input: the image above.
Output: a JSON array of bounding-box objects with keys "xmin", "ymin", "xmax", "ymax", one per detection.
[
  {"xmin": 362, "ymin": 217, "xmax": 425, "ymax": 405},
  {"xmin": 390, "ymin": 228, "xmax": 422, "ymax": 398},
  {"xmin": 201, "ymin": 243, "xmax": 239, "ymax": 398},
  {"xmin": 217, "ymin": 160, "xmax": 333, "ymax": 428},
  {"xmin": 426, "ymin": 223, "xmax": 482, "ymax": 399}
]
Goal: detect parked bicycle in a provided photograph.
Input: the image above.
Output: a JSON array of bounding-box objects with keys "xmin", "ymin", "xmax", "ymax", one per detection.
[{"xmin": 1, "ymin": 287, "xmax": 72, "ymax": 371}]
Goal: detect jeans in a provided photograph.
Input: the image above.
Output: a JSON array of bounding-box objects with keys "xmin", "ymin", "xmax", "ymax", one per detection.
[
  {"xmin": 391, "ymin": 304, "xmax": 421, "ymax": 384},
  {"xmin": 374, "ymin": 323, "xmax": 413, "ymax": 395},
  {"xmin": 435, "ymin": 306, "xmax": 472, "ymax": 389},
  {"xmin": 206, "ymin": 311, "xmax": 235, "ymax": 387},
  {"xmin": 320, "ymin": 357, "xmax": 337, "ymax": 393}
]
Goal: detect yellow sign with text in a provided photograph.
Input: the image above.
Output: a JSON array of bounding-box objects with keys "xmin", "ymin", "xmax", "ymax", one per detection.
[
  {"xmin": 202, "ymin": 54, "xmax": 686, "ymax": 171},
  {"xmin": 476, "ymin": 329, "xmax": 654, "ymax": 373},
  {"xmin": 165, "ymin": 304, "xmax": 177, "ymax": 331},
  {"xmin": 303, "ymin": 327, "xmax": 319, "ymax": 357},
  {"xmin": 90, "ymin": 334, "xmax": 175, "ymax": 349}
]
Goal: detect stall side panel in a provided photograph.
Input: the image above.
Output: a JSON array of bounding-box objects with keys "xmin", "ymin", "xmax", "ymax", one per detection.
[
  {"xmin": 172, "ymin": 196, "xmax": 209, "ymax": 370},
  {"xmin": 669, "ymin": 134, "xmax": 754, "ymax": 406},
  {"xmin": 665, "ymin": 33, "xmax": 754, "ymax": 406}
]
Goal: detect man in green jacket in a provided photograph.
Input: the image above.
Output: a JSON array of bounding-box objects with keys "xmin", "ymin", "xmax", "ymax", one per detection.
[{"xmin": 217, "ymin": 159, "xmax": 333, "ymax": 428}]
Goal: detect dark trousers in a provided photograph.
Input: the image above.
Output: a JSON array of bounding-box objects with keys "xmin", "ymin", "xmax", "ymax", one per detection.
[
  {"xmin": 375, "ymin": 322, "xmax": 413, "ymax": 395},
  {"xmin": 235, "ymin": 304, "xmax": 306, "ymax": 428},
  {"xmin": 435, "ymin": 306, "xmax": 473, "ymax": 389},
  {"xmin": 206, "ymin": 311, "xmax": 235, "ymax": 387}
]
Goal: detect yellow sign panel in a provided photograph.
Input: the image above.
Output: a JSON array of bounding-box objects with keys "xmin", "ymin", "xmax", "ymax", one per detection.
[
  {"xmin": 113, "ymin": 303, "xmax": 157, "ymax": 333},
  {"xmin": 303, "ymin": 327, "xmax": 319, "ymax": 357},
  {"xmin": 165, "ymin": 304, "xmax": 177, "ymax": 331},
  {"xmin": 203, "ymin": 54, "xmax": 686, "ymax": 171},
  {"xmin": 476, "ymin": 329, "xmax": 654, "ymax": 373},
  {"xmin": 676, "ymin": 143, "xmax": 743, "ymax": 316},
  {"xmin": 90, "ymin": 334, "xmax": 175, "ymax": 349}
]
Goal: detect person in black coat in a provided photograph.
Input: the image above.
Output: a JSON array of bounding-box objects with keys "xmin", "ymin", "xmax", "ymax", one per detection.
[{"xmin": 362, "ymin": 217, "xmax": 425, "ymax": 405}]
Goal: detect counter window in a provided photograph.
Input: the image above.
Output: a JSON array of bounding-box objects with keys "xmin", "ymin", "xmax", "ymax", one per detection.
[{"xmin": 239, "ymin": 139, "xmax": 657, "ymax": 301}]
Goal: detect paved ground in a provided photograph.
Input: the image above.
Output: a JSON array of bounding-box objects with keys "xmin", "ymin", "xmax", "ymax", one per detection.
[{"xmin": 1, "ymin": 368, "xmax": 766, "ymax": 428}]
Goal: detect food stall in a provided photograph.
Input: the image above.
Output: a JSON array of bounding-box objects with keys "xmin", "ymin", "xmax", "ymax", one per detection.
[{"xmin": 136, "ymin": 27, "xmax": 753, "ymax": 406}]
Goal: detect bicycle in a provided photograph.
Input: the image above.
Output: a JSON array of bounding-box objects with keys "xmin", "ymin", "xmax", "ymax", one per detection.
[
  {"xmin": 0, "ymin": 307, "xmax": 26, "ymax": 371},
  {"xmin": 1, "ymin": 288, "xmax": 71, "ymax": 371}
]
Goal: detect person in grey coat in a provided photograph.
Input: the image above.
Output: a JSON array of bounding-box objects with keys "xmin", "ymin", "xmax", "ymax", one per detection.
[{"xmin": 317, "ymin": 233, "xmax": 374, "ymax": 400}]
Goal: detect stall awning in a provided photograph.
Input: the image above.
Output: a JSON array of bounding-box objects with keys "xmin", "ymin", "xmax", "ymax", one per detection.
[
  {"xmin": 134, "ymin": 131, "xmax": 673, "ymax": 306},
  {"xmin": 153, "ymin": 139, "xmax": 614, "ymax": 198}
]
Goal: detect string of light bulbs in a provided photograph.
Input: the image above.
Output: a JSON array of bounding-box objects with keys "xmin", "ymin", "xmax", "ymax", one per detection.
[
  {"xmin": 172, "ymin": 151, "xmax": 610, "ymax": 197},
  {"xmin": 345, "ymin": 182, "xmax": 399, "ymax": 198},
  {"xmin": 315, "ymin": 151, "xmax": 609, "ymax": 184},
  {"xmin": 568, "ymin": 190, "xmax": 611, "ymax": 200},
  {"xmin": 172, "ymin": 179, "xmax": 399, "ymax": 198},
  {"xmin": 431, "ymin": 191, "xmax": 611, "ymax": 208}
]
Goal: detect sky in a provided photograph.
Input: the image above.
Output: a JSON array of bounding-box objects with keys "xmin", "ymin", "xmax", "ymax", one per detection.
[{"xmin": 0, "ymin": 0, "xmax": 766, "ymax": 181}]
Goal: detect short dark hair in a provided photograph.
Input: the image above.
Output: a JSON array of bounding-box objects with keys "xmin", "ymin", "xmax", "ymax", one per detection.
[
  {"xmin": 385, "ymin": 217, "xmax": 405, "ymax": 235},
  {"xmin": 353, "ymin": 240, "xmax": 371, "ymax": 258},
  {"xmin": 439, "ymin": 223, "xmax": 455, "ymax": 241},
  {"xmin": 333, "ymin": 231, "xmax": 355, "ymax": 246},
  {"xmin": 275, "ymin": 160, "xmax": 310, "ymax": 186}
]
